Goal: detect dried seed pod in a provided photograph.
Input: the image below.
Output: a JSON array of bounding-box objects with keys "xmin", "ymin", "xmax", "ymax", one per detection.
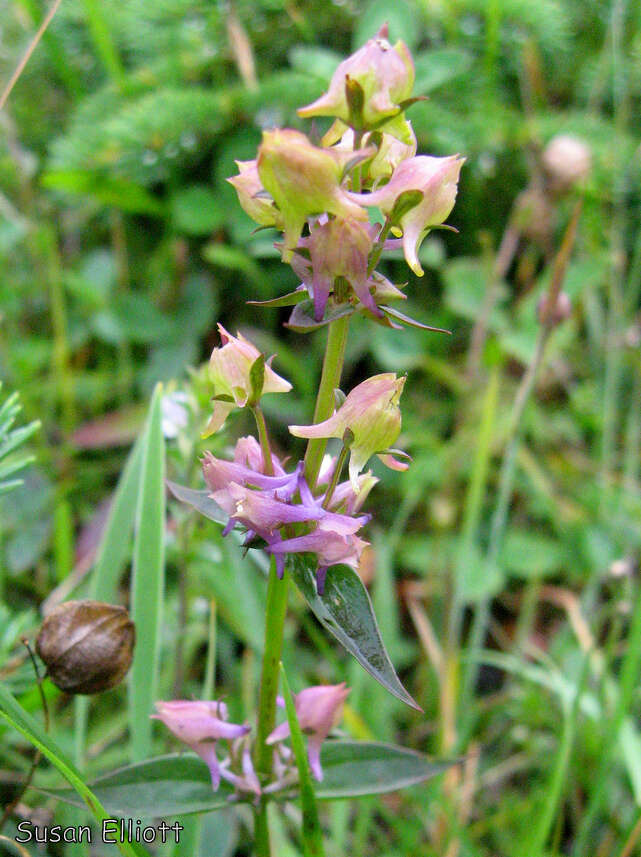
[
  {"xmin": 36, "ymin": 600, "xmax": 135, "ymax": 695},
  {"xmin": 542, "ymin": 135, "xmax": 591, "ymax": 195},
  {"xmin": 537, "ymin": 290, "xmax": 572, "ymax": 326}
]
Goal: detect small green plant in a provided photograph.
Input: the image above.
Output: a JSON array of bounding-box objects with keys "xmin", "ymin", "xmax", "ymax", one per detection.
[{"xmin": 0, "ymin": 385, "xmax": 39, "ymax": 497}]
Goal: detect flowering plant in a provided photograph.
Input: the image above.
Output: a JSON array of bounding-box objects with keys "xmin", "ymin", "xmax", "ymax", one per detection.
[{"xmin": 152, "ymin": 24, "xmax": 463, "ymax": 854}]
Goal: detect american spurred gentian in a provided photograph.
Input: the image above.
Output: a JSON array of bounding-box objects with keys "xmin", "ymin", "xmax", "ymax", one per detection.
[
  {"xmin": 348, "ymin": 154, "xmax": 464, "ymax": 276},
  {"xmin": 204, "ymin": 325, "xmax": 291, "ymax": 437},
  {"xmin": 152, "ymin": 700, "xmax": 249, "ymax": 790},
  {"xmin": 290, "ymin": 373, "xmax": 408, "ymax": 490},
  {"xmin": 267, "ymin": 683, "xmax": 350, "ymax": 781}
]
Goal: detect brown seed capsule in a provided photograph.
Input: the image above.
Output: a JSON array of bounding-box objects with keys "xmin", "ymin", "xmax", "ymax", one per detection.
[
  {"xmin": 36, "ymin": 600, "xmax": 135, "ymax": 695},
  {"xmin": 542, "ymin": 135, "xmax": 591, "ymax": 196},
  {"xmin": 537, "ymin": 290, "xmax": 572, "ymax": 326}
]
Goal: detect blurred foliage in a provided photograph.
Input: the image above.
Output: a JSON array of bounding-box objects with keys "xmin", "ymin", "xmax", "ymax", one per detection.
[{"xmin": 1, "ymin": 0, "xmax": 640, "ymax": 854}]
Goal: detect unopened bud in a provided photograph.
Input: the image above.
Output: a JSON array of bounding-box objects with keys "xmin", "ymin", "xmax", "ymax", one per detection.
[
  {"xmin": 537, "ymin": 291, "xmax": 571, "ymax": 326},
  {"xmin": 542, "ymin": 135, "xmax": 591, "ymax": 195},
  {"xmin": 36, "ymin": 600, "xmax": 135, "ymax": 694}
]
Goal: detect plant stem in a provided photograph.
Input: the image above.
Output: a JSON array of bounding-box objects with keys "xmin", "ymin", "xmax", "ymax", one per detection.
[
  {"xmin": 528, "ymin": 652, "xmax": 589, "ymax": 854},
  {"xmin": 253, "ymin": 559, "xmax": 289, "ymax": 857},
  {"xmin": 321, "ymin": 444, "xmax": 348, "ymax": 509},
  {"xmin": 253, "ymin": 405, "xmax": 274, "ymax": 476},
  {"xmin": 303, "ymin": 316, "xmax": 350, "ymax": 491},
  {"xmin": 253, "ymin": 309, "xmax": 352, "ymax": 853},
  {"xmin": 79, "ymin": 0, "xmax": 126, "ymax": 90}
]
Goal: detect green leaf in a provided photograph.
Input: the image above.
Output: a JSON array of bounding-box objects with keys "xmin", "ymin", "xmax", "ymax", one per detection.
[
  {"xmin": 91, "ymin": 435, "xmax": 144, "ymax": 602},
  {"xmin": 43, "ymin": 755, "xmax": 235, "ymax": 817},
  {"xmin": 44, "ymin": 742, "xmax": 455, "ymax": 814},
  {"xmin": 0, "ymin": 684, "xmax": 149, "ymax": 857},
  {"xmin": 380, "ymin": 305, "xmax": 451, "ymax": 333},
  {"xmin": 286, "ymin": 300, "xmax": 354, "ymax": 333},
  {"xmin": 280, "ymin": 665, "xmax": 326, "ymax": 857},
  {"xmin": 316, "ymin": 741, "xmax": 455, "ymax": 799},
  {"xmin": 130, "ymin": 385, "xmax": 166, "ymax": 762},
  {"xmin": 287, "ymin": 46, "xmax": 343, "ymax": 83},
  {"xmin": 287, "ymin": 555, "xmax": 420, "ymax": 710},
  {"xmin": 501, "ymin": 529, "xmax": 567, "ymax": 579},
  {"xmin": 42, "ymin": 170, "xmax": 165, "ymax": 216},
  {"xmin": 170, "ymin": 185, "xmax": 226, "ymax": 236},
  {"xmin": 413, "ymin": 48, "xmax": 472, "ymax": 95},
  {"xmin": 75, "ymin": 431, "xmax": 147, "ymax": 767},
  {"xmin": 353, "ymin": 0, "xmax": 422, "ymax": 51},
  {"xmin": 166, "ymin": 482, "xmax": 227, "ymax": 525},
  {"xmin": 248, "ymin": 354, "xmax": 266, "ymax": 406},
  {"xmin": 248, "ymin": 289, "xmax": 309, "ymax": 309}
]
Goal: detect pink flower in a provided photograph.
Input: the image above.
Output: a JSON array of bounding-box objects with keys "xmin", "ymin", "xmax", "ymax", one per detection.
[
  {"xmin": 289, "ymin": 374, "xmax": 407, "ymax": 489},
  {"xmin": 219, "ymin": 742, "xmax": 262, "ymax": 797},
  {"xmin": 204, "ymin": 324, "xmax": 291, "ymax": 436},
  {"xmin": 227, "ymin": 159, "xmax": 284, "ymax": 229},
  {"xmin": 298, "ymin": 25, "xmax": 414, "ymax": 130},
  {"xmin": 257, "ymin": 129, "xmax": 368, "ymax": 260},
  {"xmin": 202, "ymin": 443, "xmax": 371, "ymax": 590},
  {"xmin": 202, "ymin": 449, "xmax": 300, "ymax": 500},
  {"xmin": 291, "ymin": 217, "xmax": 381, "ymax": 320},
  {"xmin": 348, "ymin": 155, "xmax": 464, "ymax": 275},
  {"xmin": 267, "ymin": 683, "xmax": 350, "ymax": 781},
  {"xmin": 325, "ymin": 124, "xmax": 418, "ymax": 181},
  {"xmin": 152, "ymin": 700, "xmax": 250, "ymax": 790}
]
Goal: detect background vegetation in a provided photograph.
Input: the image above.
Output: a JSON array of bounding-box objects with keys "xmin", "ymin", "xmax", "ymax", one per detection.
[{"xmin": 1, "ymin": 0, "xmax": 640, "ymax": 854}]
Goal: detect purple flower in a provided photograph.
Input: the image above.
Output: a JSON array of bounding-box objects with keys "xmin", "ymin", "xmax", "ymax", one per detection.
[
  {"xmin": 291, "ymin": 217, "xmax": 382, "ymax": 320},
  {"xmin": 219, "ymin": 742, "xmax": 262, "ymax": 797},
  {"xmin": 266, "ymin": 516, "xmax": 369, "ymax": 594},
  {"xmin": 202, "ymin": 441, "xmax": 371, "ymax": 591},
  {"xmin": 202, "ymin": 449, "xmax": 301, "ymax": 500},
  {"xmin": 267, "ymin": 683, "xmax": 350, "ymax": 781},
  {"xmin": 152, "ymin": 700, "xmax": 249, "ymax": 790}
]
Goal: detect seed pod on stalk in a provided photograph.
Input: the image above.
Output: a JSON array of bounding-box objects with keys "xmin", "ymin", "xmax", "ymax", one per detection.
[{"xmin": 36, "ymin": 600, "xmax": 135, "ymax": 695}]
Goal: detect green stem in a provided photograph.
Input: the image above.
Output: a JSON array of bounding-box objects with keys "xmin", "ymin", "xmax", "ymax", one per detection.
[
  {"xmin": 528, "ymin": 653, "xmax": 589, "ymax": 854},
  {"xmin": 572, "ymin": 576, "xmax": 641, "ymax": 854},
  {"xmin": 39, "ymin": 227, "xmax": 75, "ymax": 435},
  {"xmin": 460, "ymin": 328, "xmax": 547, "ymax": 734},
  {"xmin": 321, "ymin": 444, "xmax": 348, "ymax": 509},
  {"xmin": 79, "ymin": 0, "xmax": 126, "ymax": 89},
  {"xmin": 303, "ymin": 316, "xmax": 350, "ymax": 490},
  {"xmin": 368, "ymin": 219, "xmax": 392, "ymax": 276},
  {"xmin": 253, "ymin": 559, "xmax": 289, "ymax": 857},
  {"xmin": 253, "ymin": 405, "xmax": 274, "ymax": 476}
]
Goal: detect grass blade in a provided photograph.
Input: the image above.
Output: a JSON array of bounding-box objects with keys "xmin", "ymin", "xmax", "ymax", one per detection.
[
  {"xmin": 0, "ymin": 683, "xmax": 149, "ymax": 857},
  {"xmin": 280, "ymin": 664, "xmax": 326, "ymax": 857},
  {"xmin": 129, "ymin": 384, "xmax": 166, "ymax": 762}
]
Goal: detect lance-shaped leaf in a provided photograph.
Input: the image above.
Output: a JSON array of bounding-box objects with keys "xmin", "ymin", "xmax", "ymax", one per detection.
[
  {"xmin": 43, "ymin": 743, "xmax": 456, "ymax": 815},
  {"xmin": 380, "ymin": 305, "xmax": 452, "ymax": 333},
  {"xmin": 248, "ymin": 288, "xmax": 309, "ymax": 309},
  {"xmin": 166, "ymin": 481, "xmax": 228, "ymax": 525},
  {"xmin": 287, "ymin": 554, "xmax": 420, "ymax": 710},
  {"xmin": 286, "ymin": 300, "xmax": 354, "ymax": 333}
]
